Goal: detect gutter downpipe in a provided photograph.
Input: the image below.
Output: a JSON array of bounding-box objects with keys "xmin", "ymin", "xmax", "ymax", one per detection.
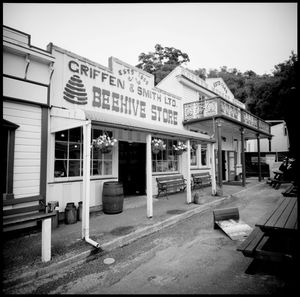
[{"xmin": 82, "ymin": 120, "xmax": 100, "ymax": 248}]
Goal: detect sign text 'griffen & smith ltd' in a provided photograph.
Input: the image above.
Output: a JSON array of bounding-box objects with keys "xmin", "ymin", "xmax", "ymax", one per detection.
[{"xmin": 66, "ymin": 60, "xmax": 178, "ymax": 126}]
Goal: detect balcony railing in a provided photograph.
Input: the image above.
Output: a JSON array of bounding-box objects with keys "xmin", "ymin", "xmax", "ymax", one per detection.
[{"xmin": 184, "ymin": 97, "xmax": 271, "ymax": 135}]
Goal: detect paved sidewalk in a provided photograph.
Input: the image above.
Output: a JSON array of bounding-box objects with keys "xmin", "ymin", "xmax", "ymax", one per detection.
[{"xmin": 2, "ymin": 178, "xmax": 274, "ymax": 289}]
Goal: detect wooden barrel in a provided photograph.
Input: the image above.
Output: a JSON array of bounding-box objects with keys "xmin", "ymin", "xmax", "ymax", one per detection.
[{"xmin": 102, "ymin": 182, "xmax": 124, "ymax": 214}]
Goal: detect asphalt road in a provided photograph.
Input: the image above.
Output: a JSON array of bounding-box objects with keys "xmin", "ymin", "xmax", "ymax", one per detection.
[{"xmin": 8, "ymin": 183, "xmax": 296, "ymax": 294}]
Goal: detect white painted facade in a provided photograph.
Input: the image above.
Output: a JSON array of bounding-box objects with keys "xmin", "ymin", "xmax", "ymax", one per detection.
[
  {"xmin": 157, "ymin": 66, "xmax": 245, "ymax": 181},
  {"xmin": 246, "ymin": 120, "xmax": 289, "ymax": 153},
  {"xmin": 47, "ymin": 44, "xmax": 216, "ymax": 214},
  {"xmin": 3, "ymin": 101, "xmax": 42, "ymax": 198},
  {"xmin": 2, "ymin": 26, "xmax": 54, "ymax": 218}
]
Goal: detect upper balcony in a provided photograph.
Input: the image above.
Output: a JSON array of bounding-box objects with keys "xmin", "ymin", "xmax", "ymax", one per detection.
[{"xmin": 183, "ymin": 97, "xmax": 271, "ymax": 136}]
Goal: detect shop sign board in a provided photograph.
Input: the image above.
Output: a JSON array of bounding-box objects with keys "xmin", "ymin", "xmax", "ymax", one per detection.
[{"xmin": 51, "ymin": 48, "xmax": 183, "ymax": 129}]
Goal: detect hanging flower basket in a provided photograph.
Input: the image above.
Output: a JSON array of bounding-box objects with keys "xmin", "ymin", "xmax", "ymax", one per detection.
[
  {"xmin": 152, "ymin": 148, "xmax": 161, "ymax": 154},
  {"xmin": 173, "ymin": 141, "xmax": 187, "ymax": 155},
  {"xmin": 151, "ymin": 138, "xmax": 166, "ymax": 154},
  {"xmin": 175, "ymin": 150, "xmax": 184, "ymax": 155},
  {"xmin": 100, "ymin": 146, "xmax": 113, "ymax": 154},
  {"xmin": 92, "ymin": 134, "xmax": 117, "ymax": 154}
]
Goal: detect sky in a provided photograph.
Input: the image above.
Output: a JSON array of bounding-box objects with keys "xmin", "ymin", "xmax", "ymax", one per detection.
[{"xmin": 3, "ymin": 2, "xmax": 297, "ymax": 75}]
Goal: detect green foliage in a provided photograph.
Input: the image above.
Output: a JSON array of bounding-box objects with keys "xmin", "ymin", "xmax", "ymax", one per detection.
[{"xmin": 136, "ymin": 44, "xmax": 190, "ymax": 85}]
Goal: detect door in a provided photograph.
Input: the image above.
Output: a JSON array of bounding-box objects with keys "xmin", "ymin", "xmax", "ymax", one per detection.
[
  {"xmin": 227, "ymin": 151, "xmax": 237, "ymax": 181},
  {"xmin": 118, "ymin": 141, "xmax": 146, "ymax": 196},
  {"xmin": 222, "ymin": 151, "xmax": 226, "ymax": 181}
]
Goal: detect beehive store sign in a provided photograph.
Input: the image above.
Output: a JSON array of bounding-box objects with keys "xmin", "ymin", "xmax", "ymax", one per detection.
[{"xmin": 63, "ymin": 59, "xmax": 179, "ymax": 126}]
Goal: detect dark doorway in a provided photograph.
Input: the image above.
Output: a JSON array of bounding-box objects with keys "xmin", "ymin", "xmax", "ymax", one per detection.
[
  {"xmin": 222, "ymin": 151, "xmax": 226, "ymax": 181},
  {"xmin": 118, "ymin": 141, "xmax": 146, "ymax": 196}
]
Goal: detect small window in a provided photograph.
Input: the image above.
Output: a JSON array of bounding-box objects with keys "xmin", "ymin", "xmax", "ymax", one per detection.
[
  {"xmin": 54, "ymin": 127, "xmax": 83, "ymax": 178},
  {"xmin": 54, "ymin": 127, "xmax": 114, "ymax": 178},
  {"xmin": 91, "ymin": 128, "xmax": 113, "ymax": 176},
  {"xmin": 201, "ymin": 144, "xmax": 207, "ymax": 166},
  {"xmin": 152, "ymin": 138, "xmax": 178, "ymax": 173},
  {"xmin": 190, "ymin": 141, "xmax": 197, "ymax": 166}
]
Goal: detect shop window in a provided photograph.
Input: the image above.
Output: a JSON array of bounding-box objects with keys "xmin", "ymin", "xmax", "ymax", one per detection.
[
  {"xmin": 54, "ymin": 127, "xmax": 83, "ymax": 177},
  {"xmin": 54, "ymin": 127, "xmax": 113, "ymax": 178},
  {"xmin": 152, "ymin": 138, "xmax": 178, "ymax": 173},
  {"xmin": 190, "ymin": 141, "xmax": 197, "ymax": 166},
  {"xmin": 201, "ymin": 144, "xmax": 207, "ymax": 166},
  {"xmin": 91, "ymin": 128, "xmax": 113, "ymax": 176}
]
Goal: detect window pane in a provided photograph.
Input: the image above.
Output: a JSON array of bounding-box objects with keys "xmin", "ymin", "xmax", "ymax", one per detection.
[
  {"xmin": 103, "ymin": 152, "xmax": 113, "ymax": 160},
  {"xmin": 69, "ymin": 127, "xmax": 82, "ymax": 142},
  {"xmin": 55, "ymin": 141, "xmax": 68, "ymax": 159},
  {"xmin": 54, "ymin": 160, "xmax": 67, "ymax": 177},
  {"xmin": 152, "ymin": 138, "xmax": 179, "ymax": 173},
  {"xmin": 152, "ymin": 160, "xmax": 157, "ymax": 172},
  {"xmin": 92, "ymin": 128, "xmax": 102, "ymax": 140},
  {"xmin": 69, "ymin": 160, "xmax": 81, "ymax": 176},
  {"xmin": 55, "ymin": 130, "xmax": 68, "ymax": 141},
  {"xmin": 92, "ymin": 160, "xmax": 102, "ymax": 175},
  {"xmin": 69, "ymin": 143, "xmax": 81, "ymax": 159},
  {"xmin": 103, "ymin": 160, "xmax": 112, "ymax": 175},
  {"xmin": 201, "ymin": 145, "xmax": 207, "ymax": 166}
]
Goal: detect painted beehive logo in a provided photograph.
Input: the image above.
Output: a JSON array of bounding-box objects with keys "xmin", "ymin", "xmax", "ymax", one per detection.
[{"xmin": 63, "ymin": 75, "xmax": 88, "ymax": 105}]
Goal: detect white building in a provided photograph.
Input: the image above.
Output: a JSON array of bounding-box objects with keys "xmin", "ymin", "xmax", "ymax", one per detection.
[
  {"xmin": 3, "ymin": 26, "xmax": 55, "ymax": 230},
  {"xmin": 157, "ymin": 66, "xmax": 272, "ymax": 187},
  {"xmin": 246, "ymin": 120, "xmax": 289, "ymax": 155}
]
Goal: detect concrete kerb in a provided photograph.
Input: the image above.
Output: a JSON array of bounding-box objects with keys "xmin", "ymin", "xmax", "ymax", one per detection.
[{"xmin": 4, "ymin": 184, "xmax": 263, "ymax": 289}]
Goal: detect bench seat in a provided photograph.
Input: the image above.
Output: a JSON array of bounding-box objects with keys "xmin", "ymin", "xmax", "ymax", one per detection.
[
  {"xmin": 3, "ymin": 196, "xmax": 56, "ymax": 262},
  {"xmin": 192, "ymin": 172, "xmax": 211, "ymax": 190},
  {"xmin": 156, "ymin": 175, "xmax": 186, "ymax": 198},
  {"xmin": 237, "ymin": 227, "xmax": 294, "ymax": 262},
  {"xmin": 3, "ymin": 212, "xmax": 56, "ymax": 227}
]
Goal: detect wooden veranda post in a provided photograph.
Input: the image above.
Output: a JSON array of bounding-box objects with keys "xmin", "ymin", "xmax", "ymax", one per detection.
[
  {"xmin": 240, "ymin": 128, "xmax": 246, "ymax": 187},
  {"xmin": 146, "ymin": 133, "xmax": 153, "ymax": 218},
  {"xmin": 257, "ymin": 133, "xmax": 261, "ymax": 182},
  {"xmin": 216, "ymin": 119, "xmax": 223, "ymax": 195}
]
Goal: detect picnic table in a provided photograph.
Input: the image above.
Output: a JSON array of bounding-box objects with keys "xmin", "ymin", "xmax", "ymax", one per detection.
[
  {"xmin": 237, "ymin": 196, "xmax": 297, "ymax": 263},
  {"xmin": 255, "ymin": 196, "xmax": 297, "ymax": 236},
  {"xmin": 269, "ymin": 170, "xmax": 292, "ymax": 189}
]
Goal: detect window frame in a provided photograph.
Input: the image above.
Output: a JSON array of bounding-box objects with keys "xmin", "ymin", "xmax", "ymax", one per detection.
[
  {"xmin": 53, "ymin": 126, "xmax": 115, "ymax": 181},
  {"xmin": 152, "ymin": 138, "xmax": 179, "ymax": 174}
]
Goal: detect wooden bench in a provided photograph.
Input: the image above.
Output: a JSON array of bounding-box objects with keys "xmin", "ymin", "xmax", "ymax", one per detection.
[
  {"xmin": 192, "ymin": 172, "xmax": 211, "ymax": 190},
  {"xmin": 237, "ymin": 227, "xmax": 294, "ymax": 263},
  {"xmin": 156, "ymin": 175, "xmax": 187, "ymax": 198},
  {"xmin": 237, "ymin": 227, "xmax": 269, "ymax": 258},
  {"xmin": 3, "ymin": 196, "xmax": 56, "ymax": 262}
]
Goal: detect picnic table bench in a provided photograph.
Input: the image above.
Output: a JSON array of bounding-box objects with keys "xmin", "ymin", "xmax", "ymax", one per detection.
[
  {"xmin": 269, "ymin": 170, "xmax": 293, "ymax": 189},
  {"xmin": 237, "ymin": 196, "xmax": 297, "ymax": 263},
  {"xmin": 3, "ymin": 196, "xmax": 56, "ymax": 262},
  {"xmin": 191, "ymin": 172, "xmax": 211, "ymax": 190},
  {"xmin": 156, "ymin": 174, "xmax": 187, "ymax": 198}
]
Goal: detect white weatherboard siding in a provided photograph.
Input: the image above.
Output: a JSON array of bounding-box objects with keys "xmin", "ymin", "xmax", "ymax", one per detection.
[{"xmin": 4, "ymin": 101, "xmax": 41, "ymax": 198}]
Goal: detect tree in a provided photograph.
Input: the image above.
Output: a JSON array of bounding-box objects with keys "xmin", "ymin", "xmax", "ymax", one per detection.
[{"xmin": 136, "ymin": 44, "xmax": 190, "ymax": 85}]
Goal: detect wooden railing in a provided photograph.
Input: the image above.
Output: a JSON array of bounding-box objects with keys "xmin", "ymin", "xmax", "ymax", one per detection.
[{"xmin": 183, "ymin": 97, "xmax": 271, "ymax": 134}]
